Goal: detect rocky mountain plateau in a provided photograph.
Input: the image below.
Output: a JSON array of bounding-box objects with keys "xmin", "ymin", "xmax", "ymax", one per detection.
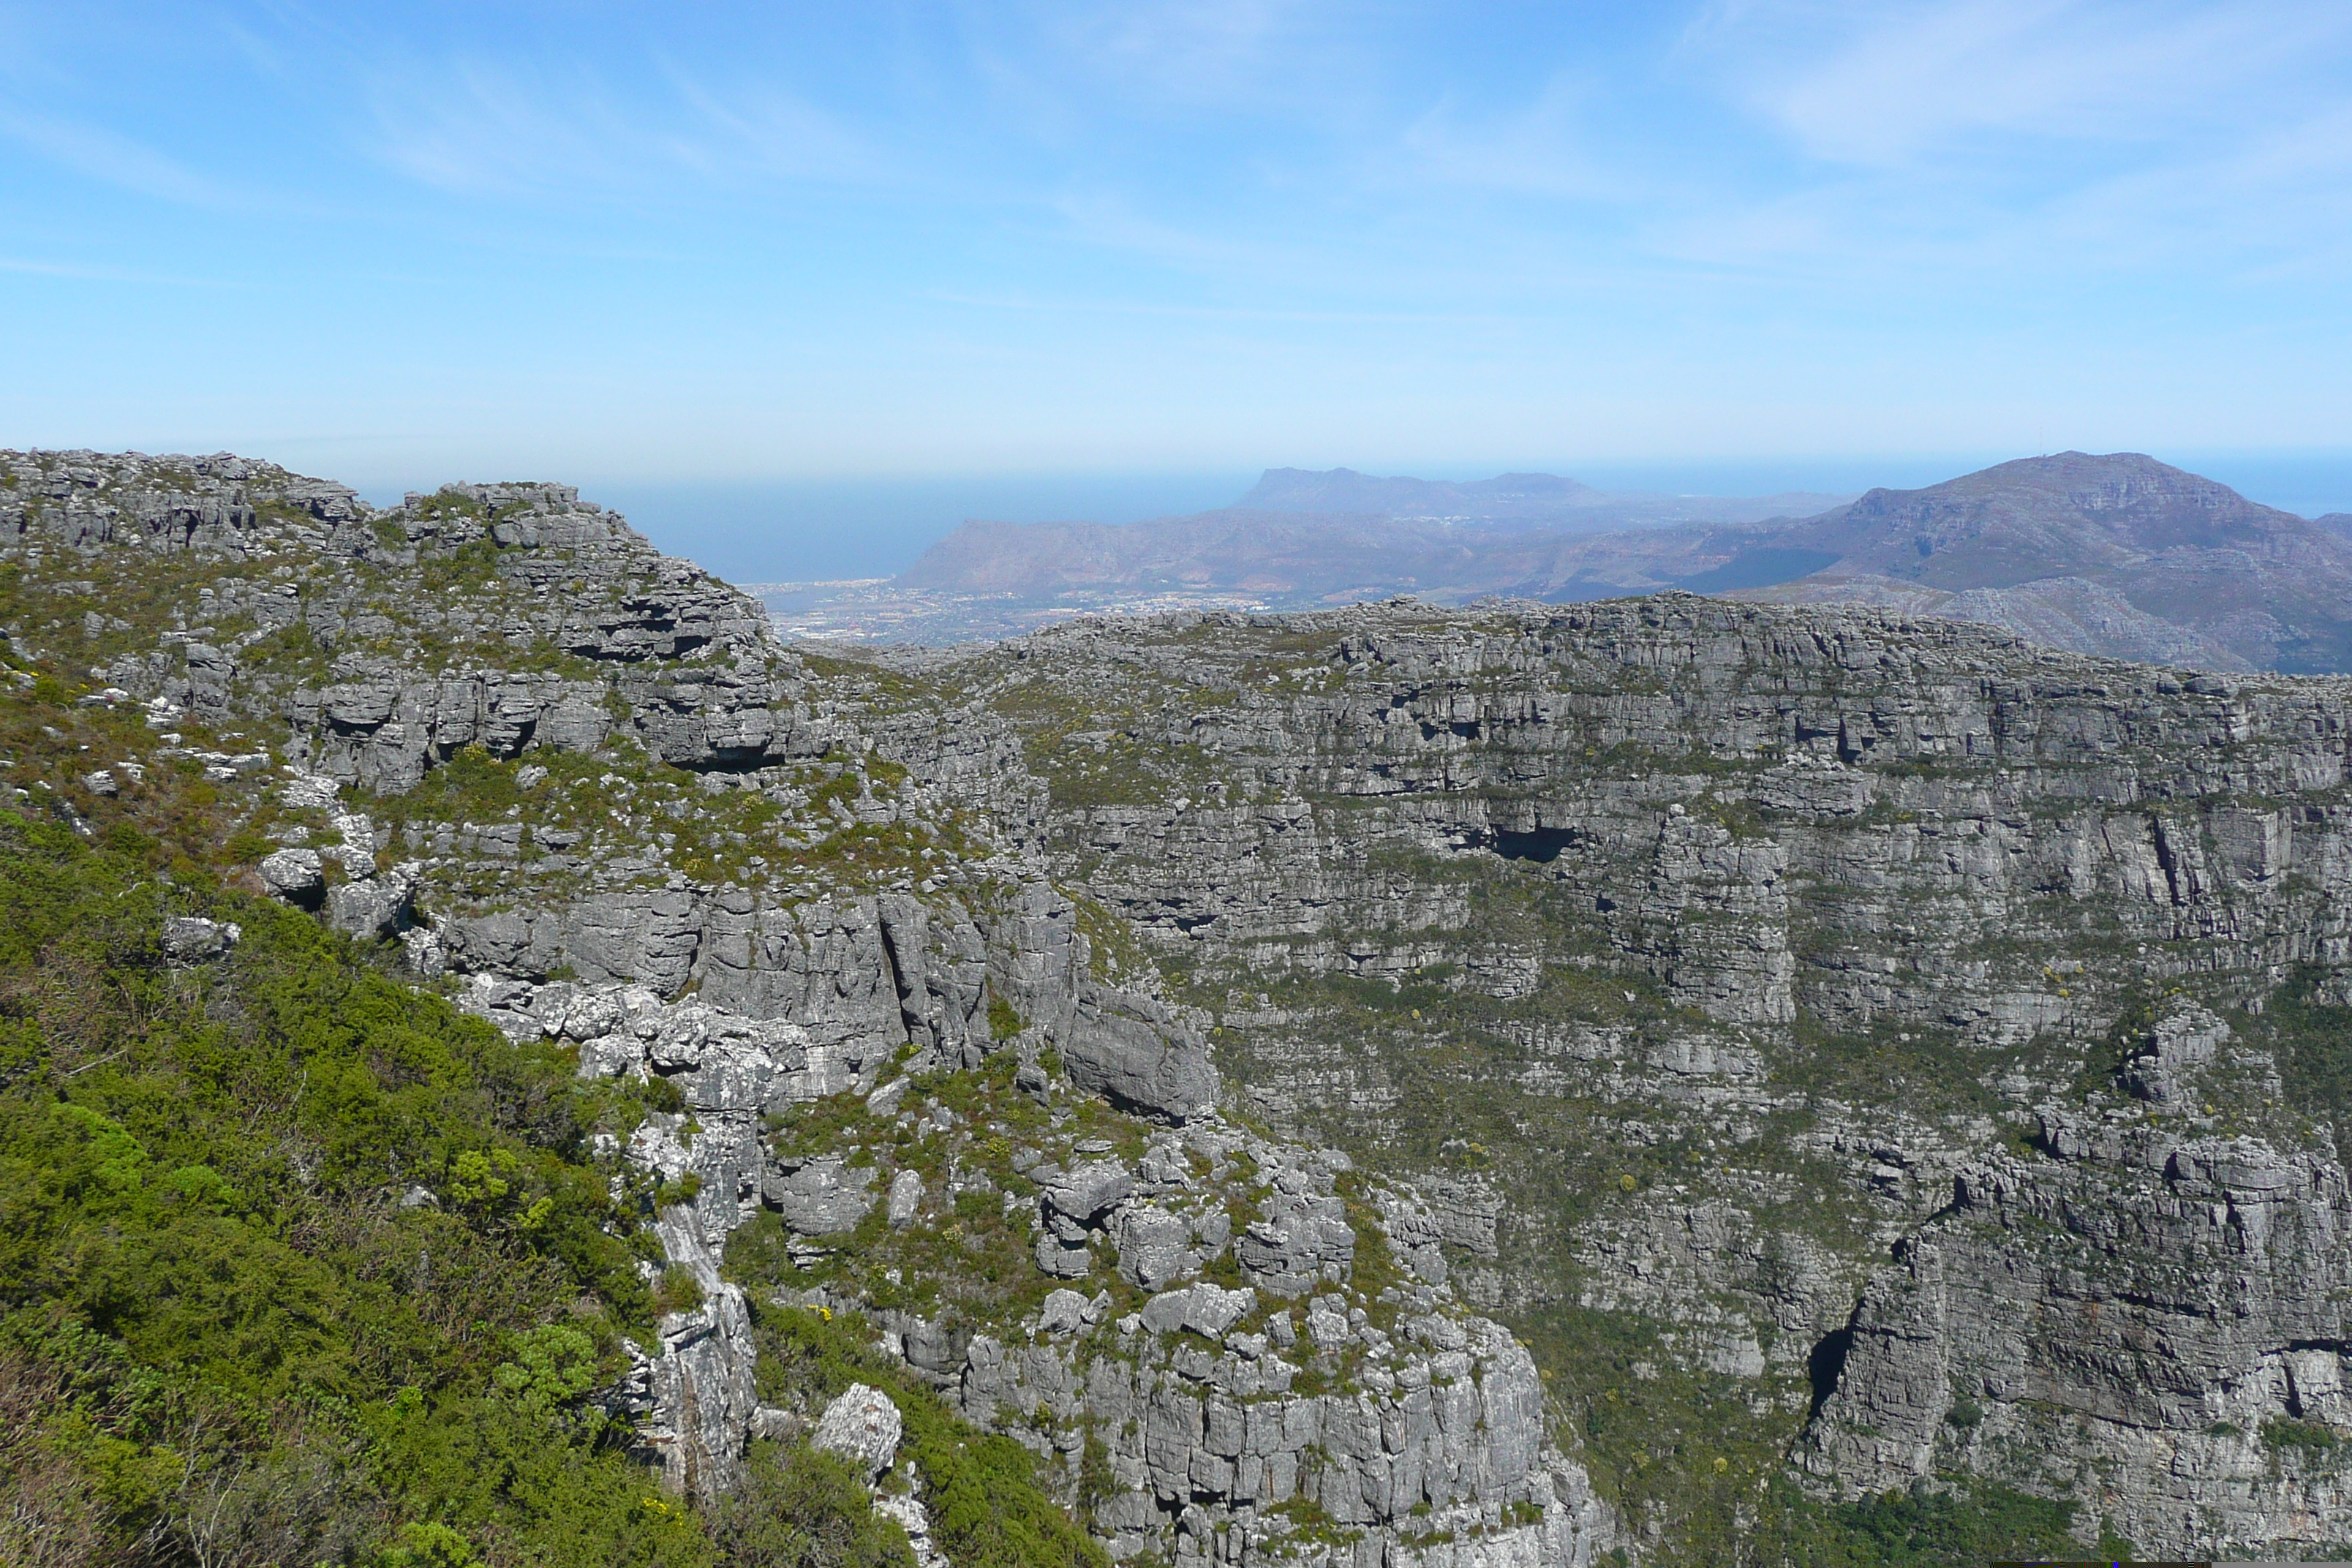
[{"xmin": 9, "ymin": 447, "xmax": 2352, "ymax": 1564}]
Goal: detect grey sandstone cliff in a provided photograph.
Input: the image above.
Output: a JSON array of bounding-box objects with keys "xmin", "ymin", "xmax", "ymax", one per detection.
[
  {"xmin": 31, "ymin": 444, "xmax": 2352, "ymax": 1560},
  {"xmin": 0, "ymin": 450, "xmax": 1607, "ymax": 1568},
  {"xmin": 867, "ymin": 593, "xmax": 2352, "ymax": 1559}
]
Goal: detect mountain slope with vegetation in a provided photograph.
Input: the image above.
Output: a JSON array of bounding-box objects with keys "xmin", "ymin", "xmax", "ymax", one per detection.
[
  {"xmin": 15, "ymin": 447, "xmax": 2352, "ymax": 1567},
  {"xmin": 0, "ymin": 450, "xmax": 1591, "ymax": 1568},
  {"xmin": 0, "ymin": 458, "xmax": 1134, "ymax": 1568},
  {"xmin": 0, "ymin": 641, "xmax": 1096, "ymax": 1568}
]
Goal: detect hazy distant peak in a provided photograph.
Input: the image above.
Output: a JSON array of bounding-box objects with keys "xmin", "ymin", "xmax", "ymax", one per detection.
[
  {"xmin": 1774, "ymin": 449, "xmax": 2339, "ymax": 619},
  {"xmin": 1482, "ymin": 472, "xmax": 1594, "ymax": 495},
  {"xmin": 1839, "ymin": 451, "xmax": 2264, "ymax": 518},
  {"xmin": 1235, "ymin": 467, "xmax": 1600, "ymax": 516}
]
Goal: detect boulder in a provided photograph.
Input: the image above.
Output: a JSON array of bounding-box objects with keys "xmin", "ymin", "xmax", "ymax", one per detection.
[
  {"xmin": 257, "ymin": 848, "xmax": 325, "ymax": 907},
  {"xmin": 763, "ymin": 1156, "xmax": 878, "ymax": 1236},
  {"xmin": 810, "ymin": 1384, "xmax": 902, "ymax": 1481},
  {"xmin": 1139, "ymin": 1282, "xmax": 1255, "ymax": 1338},
  {"xmin": 161, "ymin": 916, "xmax": 238, "ymax": 963},
  {"xmin": 1060, "ymin": 990, "xmax": 1217, "ymax": 1123}
]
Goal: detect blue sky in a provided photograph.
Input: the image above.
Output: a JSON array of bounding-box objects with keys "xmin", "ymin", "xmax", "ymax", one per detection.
[{"xmin": 3, "ymin": 1, "xmax": 2351, "ymax": 543}]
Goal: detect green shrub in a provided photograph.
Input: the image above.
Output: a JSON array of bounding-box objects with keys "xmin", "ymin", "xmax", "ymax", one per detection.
[
  {"xmin": 753, "ymin": 1305, "xmax": 1105, "ymax": 1568},
  {"xmin": 225, "ymin": 826, "xmax": 274, "ymax": 863},
  {"xmin": 2263, "ymin": 1414, "xmax": 2341, "ymax": 1453},
  {"xmin": 987, "ymin": 993, "xmax": 1024, "ymax": 1042},
  {"xmin": 712, "ymin": 1442, "xmax": 915, "ymax": 1568},
  {"xmin": 652, "ymin": 1265, "xmax": 707, "ymax": 1319}
]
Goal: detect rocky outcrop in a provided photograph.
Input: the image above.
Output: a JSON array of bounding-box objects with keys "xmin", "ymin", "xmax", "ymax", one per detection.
[
  {"xmin": 962, "ymin": 1291, "xmax": 1612, "ymax": 1568},
  {"xmin": 812, "ymin": 1384, "xmax": 905, "ymax": 1479},
  {"xmin": 0, "ymin": 451, "xmax": 1289, "ymax": 1561}
]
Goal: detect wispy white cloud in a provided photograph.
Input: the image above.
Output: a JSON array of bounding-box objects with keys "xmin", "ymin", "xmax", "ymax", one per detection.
[
  {"xmin": 959, "ymin": 0, "xmax": 1387, "ymax": 153},
  {"xmin": 1047, "ymin": 0, "xmax": 1337, "ymax": 105},
  {"xmin": 1391, "ymin": 73, "xmax": 1633, "ymax": 202},
  {"xmin": 4, "ymin": 1, "xmax": 2349, "ymax": 472},
  {"xmin": 1624, "ymin": 1, "xmax": 2352, "ymax": 291},
  {"xmin": 2049, "ymin": 98, "xmax": 2352, "ymax": 274},
  {"xmin": 923, "ymin": 287, "xmax": 1507, "ymax": 326},
  {"xmin": 0, "ymin": 254, "xmax": 219, "ymax": 285},
  {"xmin": 0, "ymin": 101, "xmax": 225, "ymax": 205},
  {"xmin": 361, "ymin": 55, "xmax": 881, "ymax": 199},
  {"xmin": 1039, "ymin": 188, "xmax": 1264, "ymax": 268},
  {"xmin": 660, "ymin": 67, "xmax": 879, "ymax": 183},
  {"xmin": 1696, "ymin": 0, "xmax": 2352, "ymax": 167}
]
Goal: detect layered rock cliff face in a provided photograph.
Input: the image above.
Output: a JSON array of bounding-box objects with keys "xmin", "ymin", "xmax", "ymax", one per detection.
[
  {"xmin": 0, "ymin": 451, "xmax": 1613, "ymax": 1568},
  {"xmin": 24, "ymin": 446, "xmax": 2352, "ymax": 1561},
  {"xmin": 875, "ymin": 596, "xmax": 2352, "ymax": 1560}
]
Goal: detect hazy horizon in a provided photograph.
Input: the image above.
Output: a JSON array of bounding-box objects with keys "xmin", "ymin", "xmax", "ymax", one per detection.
[{"xmin": 457, "ymin": 449, "xmax": 2352, "ymax": 585}]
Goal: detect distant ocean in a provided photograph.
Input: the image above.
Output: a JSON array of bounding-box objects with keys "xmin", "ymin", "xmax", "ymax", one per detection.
[
  {"xmin": 569, "ymin": 472, "xmax": 1258, "ymax": 584},
  {"xmin": 406, "ymin": 451, "xmax": 2352, "ymax": 587}
]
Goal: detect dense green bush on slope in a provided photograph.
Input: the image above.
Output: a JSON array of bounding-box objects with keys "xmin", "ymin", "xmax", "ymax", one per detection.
[
  {"xmin": 0, "ymin": 788, "xmax": 715, "ymax": 1564},
  {"xmin": 1525, "ymin": 1300, "xmax": 2107, "ymax": 1567}
]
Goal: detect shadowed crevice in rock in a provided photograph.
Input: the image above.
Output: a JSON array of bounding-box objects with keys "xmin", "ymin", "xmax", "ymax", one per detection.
[
  {"xmin": 1493, "ymin": 825, "xmax": 1575, "ymax": 864},
  {"xmin": 1807, "ymin": 1325, "xmax": 1854, "ymax": 1422}
]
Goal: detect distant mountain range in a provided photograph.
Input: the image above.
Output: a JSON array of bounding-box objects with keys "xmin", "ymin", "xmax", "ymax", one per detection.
[
  {"xmin": 770, "ymin": 455, "xmax": 2352, "ymax": 671},
  {"xmin": 867, "ymin": 468, "xmax": 1857, "ymax": 628},
  {"xmin": 1235, "ymin": 467, "xmax": 1850, "ymax": 527}
]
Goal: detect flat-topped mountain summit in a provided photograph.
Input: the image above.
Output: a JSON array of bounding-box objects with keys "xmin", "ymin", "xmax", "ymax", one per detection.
[
  {"xmin": 1240, "ymin": 467, "xmax": 1602, "ymax": 517},
  {"xmin": 806, "ymin": 467, "xmax": 1852, "ymax": 641},
  {"xmin": 1232, "ymin": 467, "xmax": 1845, "ymax": 527}
]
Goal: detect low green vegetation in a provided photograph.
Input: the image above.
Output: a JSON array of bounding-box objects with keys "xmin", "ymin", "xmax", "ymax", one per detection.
[
  {"xmin": 753, "ymin": 1305, "xmax": 1105, "ymax": 1568},
  {"xmin": 0, "ymin": 657, "xmax": 1088, "ymax": 1568},
  {"xmin": 709, "ymin": 1444, "xmax": 916, "ymax": 1568},
  {"xmin": 2239, "ymin": 966, "xmax": 2352, "ymax": 1166},
  {"xmin": 730, "ymin": 1051, "xmax": 1147, "ymax": 1327},
  {"xmin": 0, "ymin": 752, "xmax": 694, "ymax": 1562},
  {"xmin": 377, "ymin": 740, "xmax": 975, "ymax": 911},
  {"xmin": 1526, "ymin": 1298, "xmax": 2097, "ymax": 1564}
]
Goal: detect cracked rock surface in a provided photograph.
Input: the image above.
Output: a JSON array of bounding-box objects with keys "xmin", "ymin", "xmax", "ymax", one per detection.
[{"xmin": 864, "ymin": 597, "xmax": 2352, "ymax": 1560}]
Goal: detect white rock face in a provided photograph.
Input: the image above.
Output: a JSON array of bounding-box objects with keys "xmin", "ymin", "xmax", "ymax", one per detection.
[
  {"xmin": 1039, "ymin": 1288, "xmax": 1091, "ymax": 1335},
  {"xmin": 872, "ymin": 1469, "xmax": 951, "ymax": 1568},
  {"xmin": 811, "ymin": 1384, "xmax": 904, "ymax": 1481},
  {"xmin": 1138, "ymin": 1282, "xmax": 1255, "ymax": 1338},
  {"xmin": 887, "ymin": 1168, "xmax": 924, "ymax": 1226},
  {"xmin": 257, "ymin": 846, "xmax": 323, "ymax": 898}
]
